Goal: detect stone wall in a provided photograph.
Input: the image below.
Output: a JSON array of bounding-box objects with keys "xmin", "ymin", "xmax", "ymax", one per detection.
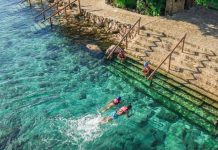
[
  {"xmin": 82, "ymin": 11, "xmax": 140, "ymax": 45},
  {"xmin": 165, "ymin": 0, "xmax": 186, "ymax": 15}
]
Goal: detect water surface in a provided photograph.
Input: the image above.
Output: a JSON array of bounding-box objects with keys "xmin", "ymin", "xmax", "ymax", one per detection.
[{"xmin": 0, "ymin": 0, "xmax": 218, "ymax": 149}]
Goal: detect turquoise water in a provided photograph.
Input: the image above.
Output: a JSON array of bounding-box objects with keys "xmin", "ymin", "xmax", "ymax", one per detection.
[{"xmin": 0, "ymin": 0, "xmax": 218, "ymax": 149}]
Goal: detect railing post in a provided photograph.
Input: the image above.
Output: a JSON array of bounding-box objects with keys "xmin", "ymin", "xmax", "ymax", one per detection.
[
  {"xmin": 40, "ymin": 0, "xmax": 43, "ymax": 7},
  {"xmin": 49, "ymin": 17, "xmax": 53, "ymax": 28},
  {"xmin": 138, "ymin": 18, "xmax": 141, "ymax": 35},
  {"xmin": 64, "ymin": 4, "xmax": 67, "ymax": 18},
  {"xmin": 125, "ymin": 36, "xmax": 128, "ymax": 49},
  {"xmin": 40, "ymin": 0, "xmax": 45, "ymax": 20},
  {"xmin": 182, "ymin": 35, "xmax": 186, "ymax": 53},
  {"xmin": 78, "ymin": 0, "xmax": 81, "ymax": 14},
  {"xmin": 149, "ymin": 79, "xmax": 153, "ymax": 86},
  {"xmin": 28, "ymin": 0, "xmax": 32, "ymax": 7},
  {"xmin": 168, "ymin": 54, "xmax": 172, "ymax": 71},
  {"xmin": 57, "ymin": 2, "xmax": 60, "ymax": 15},
  {"xmin": 43, "ymin": 13, "xmax": 45, "ymax": 20}
]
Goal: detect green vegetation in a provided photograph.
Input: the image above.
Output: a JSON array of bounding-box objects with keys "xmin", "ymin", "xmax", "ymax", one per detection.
[
  {"xmin": 112, "ymin": 0, "xmax": 218, "ymax": 16},
  {"xmin": 113, "ymin": 0, "xmax": 166, "ymax": 16},
  {"xmin": 136, "ymin": 0, "xmax": 166, "ymax": 16},
  {"xmin": 114, "ymin": 0, "xmax": 137, "ymax": 9},
  {"xmin": 196, "ymin": 0, "xmax": 218, "ymax": 9}
]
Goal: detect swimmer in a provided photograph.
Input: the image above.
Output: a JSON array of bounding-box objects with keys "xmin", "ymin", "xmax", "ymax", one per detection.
[
  {"xmin": 100, "ymin": 103, "xmax": 132, "ymax": 124},
  {"xmin": 101, "ymin": 96, "xmax": 122, "ymax": 112}
]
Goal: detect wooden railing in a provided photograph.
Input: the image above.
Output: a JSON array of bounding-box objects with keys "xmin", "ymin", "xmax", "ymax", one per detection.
[
  {"xmin": 35, "ymin": 0, "xmax": 63, "ymax": 20},
  {"xmin": 107, "ymin": 17, "xmax": 141, "ymax": 59},
  {"xmin": 148, "ymin": 34, "xmax": 187, "ymax": 80},
  {"xmin": 35, "ymin": 0, "xmax": 81, "ymax": 21},
  {"xmin": 19, "ymin": 0, "xmax": 27, "ymax": 4},
  {"xmin": 19, "ymin": 0, "xmax": 32, "ymax": 7},
  {"xmin": 41, "ymin": 0, "xmax": 77, "ymax": 26}
]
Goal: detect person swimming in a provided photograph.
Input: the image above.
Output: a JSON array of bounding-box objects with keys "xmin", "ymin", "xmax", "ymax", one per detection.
[
  {"xmin": 100, "ymin": 103, "xmax": 132, "ymax": 124},
  {"xmin": 101, "ymin": 96, "xmax": 122, "ymax": 112}
]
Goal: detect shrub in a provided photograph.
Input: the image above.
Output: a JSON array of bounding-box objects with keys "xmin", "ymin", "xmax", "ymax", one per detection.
[
  {"xmin": 136, "ymin": 0, "xmax": 166, "ymax": 16},
  {"xmin": 114, "ymin": 0, "xmax": 137, "ymax": 9}
]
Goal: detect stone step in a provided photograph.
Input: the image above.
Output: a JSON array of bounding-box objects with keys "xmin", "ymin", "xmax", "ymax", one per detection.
[
  {"xmin": 124, "ymin": 55, "xmax": 218, "ymax": 109},
  {"xmin": 139, "ymin": 29, "xmax": 214, "ymax": 56},
  {"xmin": 108, "ymin": 63, "xmax": 218, "ymax": 136},
  {"xmin": 114, "ymin": 59, "xmax": 218, "ymax": 119},
  {"xmin": 112, "ymin": 62, "xmax": 216, "ymax": 120},
  {"xmin": 123, "ymin": 59, "xmax": 218, "ymax": 117}
]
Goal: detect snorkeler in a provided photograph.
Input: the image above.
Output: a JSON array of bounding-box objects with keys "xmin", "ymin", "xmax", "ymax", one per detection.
[
  {"xmin": 100, "ymin": 103, "xmax": 132, "ymax": 124},
  {"xmin": 101, "ymin": 96, "xmax": 122, "ymax": 112}
]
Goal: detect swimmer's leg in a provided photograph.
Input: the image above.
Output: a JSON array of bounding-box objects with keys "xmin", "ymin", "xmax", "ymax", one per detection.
[
  {"xmin": 100, "ymin": 117, "xmax": 113, "ymax": 124},
  {"xmin": 101, "ymin": 103, "xmax": 114, "ymax": 113}
]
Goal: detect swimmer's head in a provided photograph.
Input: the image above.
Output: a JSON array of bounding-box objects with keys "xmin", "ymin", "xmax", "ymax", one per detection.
[
  {"xmin": 117, "ymin": 96, "xmax": 121, "ymax": 101},
  {"xmin": 127, "ymin": 103, "xmax": 132, "ymax": 110}
]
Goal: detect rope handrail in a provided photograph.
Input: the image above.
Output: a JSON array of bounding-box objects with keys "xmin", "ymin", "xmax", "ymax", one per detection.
[
  {"xmin": 42, "ymin": 0, "xmax": 77, "ymax": 23},
  {"xmin": 35, "ymin": 0, "xmax": 63, "ymax": 19},
  {"xmin": 148, "ymin": 33, "xmax": 187, "ymax": 80},
  {"xmin": 107, "ymin": 17, "xmax": 141, "ymax": 59}
]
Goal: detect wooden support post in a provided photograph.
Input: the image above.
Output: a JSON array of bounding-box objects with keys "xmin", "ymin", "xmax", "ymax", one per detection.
[
  {"xmin": 41, "ymin": 0, "xmax": 45, "ymax": 20},
  {"xmin": 57, "ymin": 2, "xmax": 60, "ymax": 15},
  {"xmin": 138, "ymin": 19, "xmax": 140, "ymax": 34},
  {"xmin": 125, "ymin": 36, "xmax": 128, "ymax": 49},
  {"xmin": 149, "ymin": 79, "xmax": 153, "ymax": 86},
  {"xmin": 64, "ymin": 7, "xmax": 67, "ymax": 18},
  {"xmin": 182, "ymin": 38, "xmax": 185, "ymax": 53},
  {"xmin": 42, "ymin": 12, "xmax": 45, "ymax": 20},
  {"xmin": 78, "ymin": 0, "xmax": 81, "ymax": 14},
  {"xmin": 28, "ymin": 0, "xmax": 32, "ymax": 7},
  {"xmin": 168, "ymin": 54, "xmax": 172, "ymax": 71},
  {"xmin": 49, "ymin": 18, "xmax": 53, "ymax": 28},
  {"xmin": 40, "ymin": 0, "xmax": 43, "ymax": 7}
]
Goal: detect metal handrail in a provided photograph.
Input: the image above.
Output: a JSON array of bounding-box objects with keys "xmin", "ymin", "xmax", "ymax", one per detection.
[
  {"xmin": 35, "ymin": 0, "xmax": 63, "ymax": 19},
  {"xmin": 42, "ymin": 0, "xmax": 77, "ymax": 23},
  {"xmin": 107, "ymin": 17, "xmax": 141, "ymax": 59},
  {"xmin": 148, "ymin": 34, "xmax": 187, "ymax": 80}
]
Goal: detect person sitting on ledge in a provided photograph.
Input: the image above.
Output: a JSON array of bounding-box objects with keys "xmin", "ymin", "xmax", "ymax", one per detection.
[
  {"xmin": 117, "ymin": 50, "xmax": 126, "ymax": 63},
  {"xmin": 142, "ymin": 61, "xmax": 151, "ymax": 77},
  {"xmin": 105, "ymin": 45, "xmax": 123, "ymax": 60},
  {"xmin": 100, "ymin": 103, "xmax": 132, "ymax": 124}
]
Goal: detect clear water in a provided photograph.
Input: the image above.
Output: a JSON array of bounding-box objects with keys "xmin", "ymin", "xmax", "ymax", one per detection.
[{"xmin": 0, "ymin": 0, "xmax": 217, "ymax": 149}]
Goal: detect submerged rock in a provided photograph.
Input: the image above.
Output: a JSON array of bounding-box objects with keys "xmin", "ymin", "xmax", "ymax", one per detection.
[
  {"xmin": 156, "ymin": 108, "xmax": 179, "ymax": 123},
  {"xmin": 46, "ymin": 44, "xmax": 60, "ymax": 51},
  {"xmin": 86, "ymin": 44, "xmax": 101, "ymax": 52},
  {"xmin": 164, "ymin": 121, "xmax": 187, "ymax": 149},
  {"xmin": 184, "ymin": 129, "xmax": 200, "ymax": 150},
  {"xmin": 77, "ymin": 92, "xmax": 87, "ymax": 100}
]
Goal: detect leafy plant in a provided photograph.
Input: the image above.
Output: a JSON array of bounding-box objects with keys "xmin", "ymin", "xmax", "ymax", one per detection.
[
  {"xmin": 114, "ymin": 0, "xmax": 137, "ymax": 9},
  {"xmin": 136, "ymin": 0, "xmax": 166, "ymax": 16}
]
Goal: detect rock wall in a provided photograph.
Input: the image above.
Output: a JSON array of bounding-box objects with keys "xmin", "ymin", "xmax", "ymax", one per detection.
[
  {"xmin": 165, "ymin": 0, "xmax": 186, "ymax": 15},
  {"xmin": 82, "ymin": 11, "xmax": 140, "ymax": 45}
]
